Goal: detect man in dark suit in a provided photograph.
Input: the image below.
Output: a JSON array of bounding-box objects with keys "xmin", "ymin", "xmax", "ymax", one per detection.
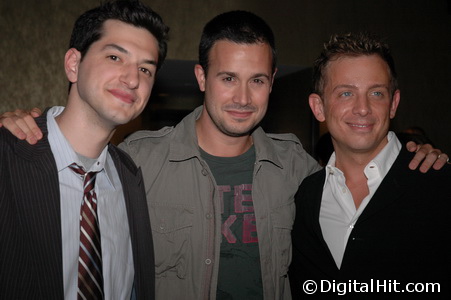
[
  {"xmin": 0, "ymin": 1, "xmax": 168, "ymax": 299},
  {"xmin": 289, "ymin": 32, "xmax": 451, "ymax": 299}
]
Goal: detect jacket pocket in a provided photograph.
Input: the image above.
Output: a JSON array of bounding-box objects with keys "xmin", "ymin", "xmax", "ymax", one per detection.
[
  {"xmin": 271, "ymin": 201, "xmax": 295, "ymax": 277},
  {"xmin": 150, "ymin": 202, "xmax": 194, "ymax": 279}
]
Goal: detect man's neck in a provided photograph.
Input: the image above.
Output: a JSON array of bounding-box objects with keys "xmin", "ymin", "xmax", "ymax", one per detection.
[
  {"xmin": 195, "ymin": 118, "xmax": 253, "ymax": 157},
  {"xmin": 55, "ymin": 107, "xmax": 114, "ymax": 159},
  {"xmin": 334, "ymin": 151, "xmax": 375, "ymax": 209}
]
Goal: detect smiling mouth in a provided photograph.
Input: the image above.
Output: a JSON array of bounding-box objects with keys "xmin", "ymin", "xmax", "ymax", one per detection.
[
  {"xmin": 109, "ymin": 89, "xmax": 135, "ymax": 104},
  {"xmin": 226, "ymin": 111, "xmax": 255, "ymax": 121},
  {"xmin": 347, "ymin": 123, "xmax": 374, "ymax": 131}
]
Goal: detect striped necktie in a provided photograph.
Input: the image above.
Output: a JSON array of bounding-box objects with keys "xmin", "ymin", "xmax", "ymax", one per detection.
[{"xmin": 69, "ymin": 163, "xmax": 104, "ymax": 300}]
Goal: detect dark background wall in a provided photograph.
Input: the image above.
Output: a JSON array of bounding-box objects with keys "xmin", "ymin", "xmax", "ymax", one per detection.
[{"xmin": 1, "ymin": 0, "xmax": 450, "ymax": 154}]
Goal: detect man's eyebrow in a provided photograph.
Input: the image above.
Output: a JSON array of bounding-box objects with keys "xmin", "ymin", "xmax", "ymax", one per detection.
[
  {"xmin": 102, "ymin": 43, "xmax": 157, "ymax": 66},
  {"xmin": 368, "ymin": 84, "xmax": 389, "ymax": 90},
  {"xmin": 332, "ymin": 84, "xmax": 357, "ymax": 92},
  {"xmin": 216, "ymin": 71, "xmax": 271, "ymax": 80},
  {"xmin": 252, "ymin": 73, "xmax": 271, "ymax": 80},
  {"xmin": 103, "ymin": 43, "xmax": 128, "ymax": 54},
  {"xmin": 332, "ymin": 84, "xmax": 390, "ymax": 92},
  {"xmin": 216, "ymin": 71, "xmax": 237, "ymax": 77}
]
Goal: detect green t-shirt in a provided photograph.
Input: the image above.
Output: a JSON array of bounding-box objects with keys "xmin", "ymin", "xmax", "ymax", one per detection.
[{"xmin": 200, "ymin": 146, "xmax": 263, "ymax": 300}]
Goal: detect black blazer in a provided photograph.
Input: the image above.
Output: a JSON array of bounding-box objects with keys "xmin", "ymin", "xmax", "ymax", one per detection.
[
  {"xmin": 289, "ymin": 146, "xmax": 451, "ymax": 299},
  {"xmin": 0, "ymin": 112, "xmax": 155, "ymax": 299}
]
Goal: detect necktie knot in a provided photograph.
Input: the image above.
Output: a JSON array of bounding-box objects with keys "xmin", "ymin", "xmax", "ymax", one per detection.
[{"xmin": 69, "ymin": 163, "xmax": 99, "ymax": 195}]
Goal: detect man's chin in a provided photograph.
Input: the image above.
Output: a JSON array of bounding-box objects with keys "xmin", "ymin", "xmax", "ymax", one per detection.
[
  {"xmin": 105, "ymin": 114, "xmax": 135, "ymax": 128},
  {"xmin": 221, "ymin": 126, "xmax": 255, "ymax": 138}
]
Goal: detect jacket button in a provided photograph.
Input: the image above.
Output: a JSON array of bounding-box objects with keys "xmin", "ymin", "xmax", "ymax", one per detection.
[
  {"xmin": 201, "ymin": 169, "xmax": 208, "ymax": 176},
  {"xmin": 205, "ymin": 259, "xmax": 212, "ymax": 265},
  {"xmin": 206, "ymin": 213, "xmax": 212, "ymax": 219}
]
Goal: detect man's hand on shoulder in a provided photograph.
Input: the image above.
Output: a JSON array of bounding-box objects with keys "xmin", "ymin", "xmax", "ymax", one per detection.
[
  {"xmin": 407, "ymin": 141, "xmax": 449, "ymax": 173},
  {"xmin": 0, "ymin": 108, "xmax": 43, "ymax": 144}
]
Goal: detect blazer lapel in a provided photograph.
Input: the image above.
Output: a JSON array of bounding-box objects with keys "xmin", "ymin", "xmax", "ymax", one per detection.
[
  {"xmin": 310, "ymin": 171, "xmax": 328, "ymax": 242},
  {"xmin": 108, "ymin": 145, "xmax": 155, "ymax": 299},
  {"xmin": 355, "ymin": 149, "xmax": 409, "ymax": 226},
  {"xmin": 13, "ymin": 114, "xmax": 64, "ymax": 296},
  {"xmin": 308, "ymin": 171, "xmax": 340, "ymax": 275},
  {"xmin": 108, "ymin": 146, "xmax": 142, "ymax": 236}
]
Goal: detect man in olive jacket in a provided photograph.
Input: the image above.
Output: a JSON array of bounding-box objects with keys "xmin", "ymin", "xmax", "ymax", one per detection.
[{"xmin": 121, "ymin": 11, "xmax": 321, "ymax": 299}]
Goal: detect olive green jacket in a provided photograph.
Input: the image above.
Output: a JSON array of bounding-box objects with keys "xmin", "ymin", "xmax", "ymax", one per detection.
[{"xmin": 120, "ymin": 106, "xmax": 321, "ymax": 300}]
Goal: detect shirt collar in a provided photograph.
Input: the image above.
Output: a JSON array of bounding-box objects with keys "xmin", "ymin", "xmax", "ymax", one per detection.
[
  {"xmin": 325, "ymin": 131, "xmax": 401, "ymax": 184},
  {"xmin": 47, "ymin": 106, "xmax": 115, "ymax": 188},
  {"xmin": 367, "ymin": 131, "xmax": 401, "ymax": 180}
]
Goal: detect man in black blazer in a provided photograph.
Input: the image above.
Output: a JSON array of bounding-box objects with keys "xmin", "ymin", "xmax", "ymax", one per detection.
[
  {"xmin": 289, "ymin": 32, "xmax": 451, "ymax": 299},
  {"xmin": 0, "ymin": 1, "xmax": 168, "ymax": 299}
]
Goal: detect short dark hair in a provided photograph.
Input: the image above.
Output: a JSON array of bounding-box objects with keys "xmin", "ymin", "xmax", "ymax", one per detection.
[
  {"xmin": 312, "ymin": 32, "xmax": 398, "ymax": 97},
  {"xmin": 198, "ymin": 10, "xmax": 276, "ymax": 75},
  {"xmin": 70, "ymin": 0, "xmax": 169, "ymax": 71}
]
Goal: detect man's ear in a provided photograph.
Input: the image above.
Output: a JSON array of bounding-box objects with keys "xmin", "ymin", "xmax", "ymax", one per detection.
[
  {"xmin": 389, "ymin": 89, "xmax": 401, "ymax": 119},
  {"xmin": 269, "ymin": 67, "xmax": 278, "ymax": 93},
  {"xmin": 309, "ymin": 93, "xmax": 326, "ymax": 122},
  {"xmin": 64, "ymin": 48, "xmax": 82, "ymax": 83},
  {"xmin": 194, "ymin": 64, "xmax": 206, "ymax": 92}
]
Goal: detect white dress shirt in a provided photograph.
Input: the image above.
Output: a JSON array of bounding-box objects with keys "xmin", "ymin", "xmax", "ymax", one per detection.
[
  {"xmin": 47, "ymin": 106, "xmax": 134, "ymax": 299},
  {"xmin": 319, "ymin": 131, "xmax": 401, "ymax": 268}
]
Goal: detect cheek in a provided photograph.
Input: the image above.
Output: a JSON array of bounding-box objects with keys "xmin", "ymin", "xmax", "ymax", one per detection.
[
  {"xmin": 141, "ymin": 81, "xmax": 154, "ymax": 98},
  {"xmin": 141, "ymin": 95, "xmax": 150, "ymax": 108},
  {"xmin": 378, "ymin": 106, "xmax": 394, "ymax": 121},
  {"xmin": 207, "ymin": 85, "xmax": 230, "ymax": 103},
  {"xmin": 328, "ymin": 103, "xmax": 349, "ymax": 119},
  {"xmin": 256, "ymin": 103, "xmax": 268, "ymax": 119},
  {"xmin": 253, "ymin": 88, "xmax": 270, "ymax": 103},
  {"xmin": 79, "ymin": 65, "xmax": 110, "ymax": 90},
  {"xmin": 323, "ymin": 106, "xmax": 338, "ymax": 122}
]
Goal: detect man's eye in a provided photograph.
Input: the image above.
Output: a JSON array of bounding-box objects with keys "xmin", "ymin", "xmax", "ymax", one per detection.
[
  {"xmin": 140, "ymin": 67, "xmax": 151, "ymax": 77},
  {"xmin": 253, "ymin": 79, "xmax": 264, "ymax": 84},
  {"xmin": 372, "ymin": 91, "xmax": 383, "ymax": 96},
  {"xmin": 223, "ymin": 77, "xmax": 234, "ymax": 82},
  {"xmin": 341, "ymin": 91, "xmax": 352, "ymax": 97},
  {"xmin": 108, "ymin": 55, "xmax": 121, "ymax": 61}
]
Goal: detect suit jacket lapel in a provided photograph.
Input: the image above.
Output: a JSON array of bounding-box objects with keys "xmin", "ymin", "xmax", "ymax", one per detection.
[
  {"xmin": 355, "ymin": 148, "xmax": 409, "ymax": 226},
  {"xmin": 108, "ymin": 145, "xmax": 142, "ymax": 238},
  {"xmin": 310, "ymin": 171, "xmax": 328, "ymax": 242},
  {"xmin": 309, "ymin": 170, "xmax": 340, "ymax": 275},
  {"xmin": 13, "ymin": 113, "xmax": 64, "ymax": 296},
  {"xmin": 108, "ymin": 145, "xmax": 155, "ymax": 299}
]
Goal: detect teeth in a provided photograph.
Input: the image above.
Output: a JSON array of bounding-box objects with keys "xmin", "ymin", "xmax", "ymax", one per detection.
[{"xmin": 351, "ymin": 124, "xmax": 368, "ymax": 128}]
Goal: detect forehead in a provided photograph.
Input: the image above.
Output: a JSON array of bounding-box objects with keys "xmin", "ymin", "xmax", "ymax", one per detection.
[
  {"xmin": 94, "ymin": 19, "xmax": 158, "ymax": 55},
  {"xmin": 325, "ymin": 54, "xmax": 391, "ymax": 88},
  {"xmin": 208, "ymin": 40, "xmax": 273, "ymax": 72}
]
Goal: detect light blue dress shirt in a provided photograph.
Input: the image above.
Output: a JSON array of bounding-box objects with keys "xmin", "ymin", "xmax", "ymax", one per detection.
[{"xmin": 47, "ymin": 106, "xmax": 134, "ymax": 299}]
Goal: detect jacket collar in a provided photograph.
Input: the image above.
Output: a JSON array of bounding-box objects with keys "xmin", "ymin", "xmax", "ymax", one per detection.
[
  {"xmin": 355, "ymin": 145, "xmax": 410, "ymax": 225},
  {"xmin": 251, "ymin": 127, "xmax": 283, "ymax": 169},
  {"xmin": 167, "ymin": 106, "xmax": 204, "ymax": 162}
]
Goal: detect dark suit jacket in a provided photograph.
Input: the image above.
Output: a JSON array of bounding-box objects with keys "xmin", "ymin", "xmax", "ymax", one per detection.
[
  {"xmin": 0, "ymin": 112, "xmax": 155, "ymax": 299},
  {"xmin": 289, "ymin": 146, "xmax": 451, "ymax": 299}
]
